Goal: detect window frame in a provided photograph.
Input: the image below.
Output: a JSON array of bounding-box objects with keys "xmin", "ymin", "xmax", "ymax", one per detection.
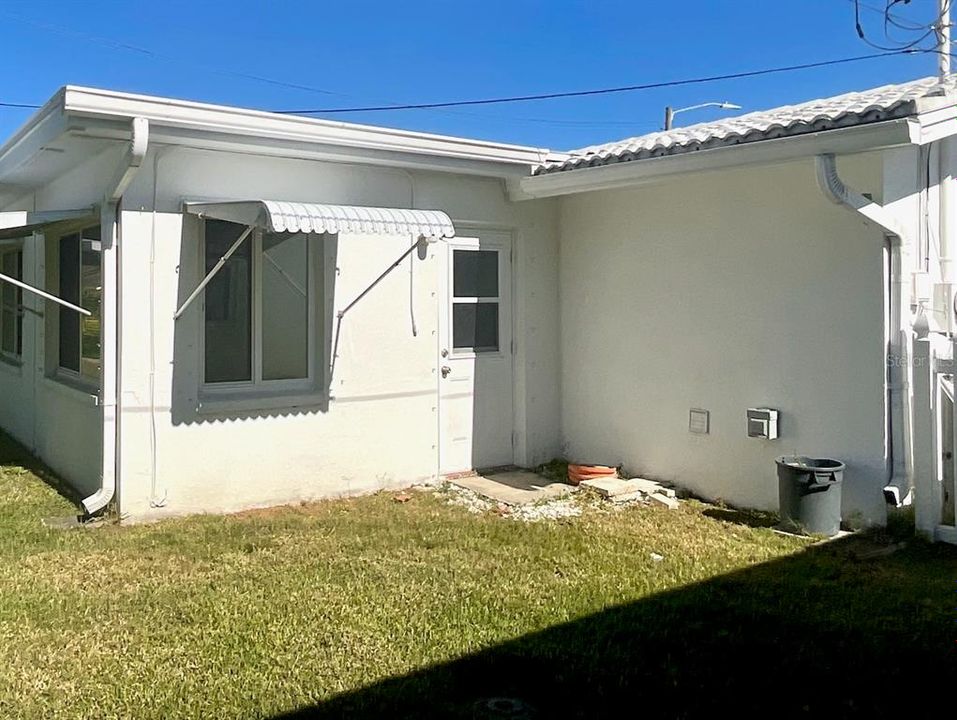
[
  {"xmin": 449, "ymin": 246, "xmax": 505, "ymax": 357},
  {"xmin": 0, "ymin": 244, "xmax": 23, "ymax": 363},
  {"xmin": 199, "ymin": 221, "xmax": 319, "ymax": 397},
  {"xmin": 54, "ymin": 225, "xmax": 101, "ymax": 387}
]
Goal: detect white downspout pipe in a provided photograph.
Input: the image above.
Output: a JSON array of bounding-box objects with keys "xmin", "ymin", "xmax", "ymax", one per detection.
[
  {"xmin": 815, "ymin": 153, "xmax": 916, "ymax": 507},
  {"xmin": 81, "ymin": 117, "xmax": 149, "ymax": 515},
  {"xmin": 938, "ymin": 136, "xmax": 957, "ymax": 333}
]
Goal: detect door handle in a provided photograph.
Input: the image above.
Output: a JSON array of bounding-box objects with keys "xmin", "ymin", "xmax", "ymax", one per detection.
[{"xmin": 441, "ymin": 365, "xmax": 452, "ymax": 378}]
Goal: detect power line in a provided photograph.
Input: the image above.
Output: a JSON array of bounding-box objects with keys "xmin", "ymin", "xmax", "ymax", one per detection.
[
  {"xmin": 277, "ymin": 49, "xmax": 930, "ymax": 114},
  {"xmin": 0, "ymin": 11, "xmax": 668, "ymax": 130},
  {"xmin": 850, "ymin": 0, "xmax": 927, "ymax": 31},
  {"xmin": 853, "ymin": 0, "xmax": 949, "ymax": 51},
  {"xmin": 0, "ymin": 11, "xmax": 347, "ymax": 100},
  {"xmin": 0, "ymin": 49, "xmax": 942, "ymax": 121}
]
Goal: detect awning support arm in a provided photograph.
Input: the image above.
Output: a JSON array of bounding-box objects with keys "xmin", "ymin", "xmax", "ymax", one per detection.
[
  {"xmin": 331, "ymin": 237, "xmax": 426, "ymax": 376},
  {"xmin": 173, "ymin": 225, "xmax": 254, "ymax": 320},
  {"xmin": 0, "ymin": 271, "xmax": 91, "ymax": 316}
]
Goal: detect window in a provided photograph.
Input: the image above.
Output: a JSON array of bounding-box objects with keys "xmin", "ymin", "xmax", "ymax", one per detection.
[
  {"xmin": 203, "ymin": 219, "xmax": 314, "ymax": 388},
  {"xmin": 57, "ymin": 226, "xmax": 101, "ymax": 382},
  {"xmin": 0, "ymin": 247, "xmax": 23, "ymax": 360},
  {"xmin": 452, "ymin": 248, "xmax": 500, "ymax": 353}
]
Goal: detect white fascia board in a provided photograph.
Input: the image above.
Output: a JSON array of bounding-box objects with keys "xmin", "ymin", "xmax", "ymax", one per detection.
[
  {"xmin": 518, "ymin": 118, "xmax": 919, "ymax": 200},
  {"xmin": 913, "ymin": 103, "xmax": 957, "ymax": 145},
  {"xmin": 0, "ymin": 89, "xmax": 70, "ymax": 182},
  {"xmin": 143, "ymin": 125, "xmax": 539, "ymax": 179},
  {"xmin": 61, "ymin": 86, "xmax": 567, "ymax": 174}
]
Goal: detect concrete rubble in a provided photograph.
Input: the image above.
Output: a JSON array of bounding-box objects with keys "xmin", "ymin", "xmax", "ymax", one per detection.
[{"xmin": 579, "ymin": 476, "xmax": 680, "ymax": 509}]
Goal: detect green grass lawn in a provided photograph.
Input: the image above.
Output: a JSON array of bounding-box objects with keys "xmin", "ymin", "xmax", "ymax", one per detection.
[{"xmin": 0, "ymin": 431, "xmax": 955, "ymax": 719}]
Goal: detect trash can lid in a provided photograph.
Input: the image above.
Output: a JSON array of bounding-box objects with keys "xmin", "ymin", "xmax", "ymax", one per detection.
[{"xmin": 775, "ymin": 456, "xmax": 846, "ymax": 472}]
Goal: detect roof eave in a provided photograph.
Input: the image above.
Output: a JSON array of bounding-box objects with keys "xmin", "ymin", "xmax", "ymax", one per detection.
[
  {"xmin": 516, "ymin": 117, "xmax": 921, "ymax": 200},
  {"xmin": 59, "ymin": 86, "xmax": 566, "ymax": 177},
  {"xmin": 0, "ymin": 88, "xmax": 69, "ymax": 185}
]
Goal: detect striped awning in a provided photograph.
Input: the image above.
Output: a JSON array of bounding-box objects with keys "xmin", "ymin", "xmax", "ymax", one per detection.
[{"xmin": 184, "ymin": 200, "xmax": 455, "ymax": 238}]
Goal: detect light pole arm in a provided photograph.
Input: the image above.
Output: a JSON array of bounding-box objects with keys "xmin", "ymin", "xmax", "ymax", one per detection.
[{"xmin": 664, "ymin": 101, "xmax": 741, "ymax": 130}]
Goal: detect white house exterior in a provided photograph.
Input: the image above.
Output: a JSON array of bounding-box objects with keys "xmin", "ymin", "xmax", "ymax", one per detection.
[{"xmin": 0, "ymin": 79, "xmax": 956, "ymax": 540}]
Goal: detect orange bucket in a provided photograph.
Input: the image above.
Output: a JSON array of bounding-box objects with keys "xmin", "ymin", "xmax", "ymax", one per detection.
[{"xmin": 567, "ymin": 463, "xmax": 617, "ymax": 485}]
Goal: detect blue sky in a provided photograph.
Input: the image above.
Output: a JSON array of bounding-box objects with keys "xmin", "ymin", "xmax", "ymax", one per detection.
[{"xmin": 0, "ymin": 0, "xmax": 947, "ymax": 150}]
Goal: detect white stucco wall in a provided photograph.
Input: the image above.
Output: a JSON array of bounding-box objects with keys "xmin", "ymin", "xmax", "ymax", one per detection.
[
  {"xmin": 114, "ymin": 147, "xmax": 561, "ymax": 520},
  {"xmin": 558, "ymin": 155, "xmax": 890, "ymax": 524}
]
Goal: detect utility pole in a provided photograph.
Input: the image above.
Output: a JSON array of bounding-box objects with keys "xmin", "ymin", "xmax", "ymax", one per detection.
[
  {"xmin": 664, "ymin": 106, "xmax": 675, "ymax": 131},
  {"xmin": 939, "ymin": 0, "xmax": 951, "ymax": 81}
]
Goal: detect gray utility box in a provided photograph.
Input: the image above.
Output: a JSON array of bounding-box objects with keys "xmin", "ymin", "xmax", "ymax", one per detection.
[{"xmin": 775, "ymin": 456, "xmax": 845, "ymax": 536}]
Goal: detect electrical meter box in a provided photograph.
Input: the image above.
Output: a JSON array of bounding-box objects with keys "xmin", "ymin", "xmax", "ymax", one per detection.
[{"xmin": 747, "ymin": 408, "xmax": 779, "ymax": 439}]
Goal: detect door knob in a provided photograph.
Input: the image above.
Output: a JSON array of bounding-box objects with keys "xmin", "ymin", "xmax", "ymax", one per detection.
[{"xmin": 441, "ymin": 365, "xmax": 452, "ymax": 378}]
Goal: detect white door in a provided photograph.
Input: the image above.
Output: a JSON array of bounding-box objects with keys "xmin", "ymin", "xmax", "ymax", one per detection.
[{"xmin": 438, "ymin": 231, "xmax": 513, "ymax": 474}]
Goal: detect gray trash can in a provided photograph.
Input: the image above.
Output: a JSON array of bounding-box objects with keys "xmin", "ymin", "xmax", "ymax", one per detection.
[{"xmin": 775, "ymin": 456, "xmax": 845, "ymax": 536}]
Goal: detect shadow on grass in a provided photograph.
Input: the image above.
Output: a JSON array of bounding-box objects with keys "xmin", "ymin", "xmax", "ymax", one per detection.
[
  {"xmin": 702, "ymin": 506, "xmax": 778, "ymax": 529},
  {"xmin": 0, "ymin": 431, "xmax": 83, "ymax": 510},
  {"xmin": 274, "ymin": 533, "xmax": 957, "ymax": 719}
]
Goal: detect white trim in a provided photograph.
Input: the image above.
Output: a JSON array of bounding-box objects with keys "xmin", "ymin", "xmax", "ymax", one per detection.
[{"xmin": 60, "ymin": 86, "xmax": 560, "ymax": 168}]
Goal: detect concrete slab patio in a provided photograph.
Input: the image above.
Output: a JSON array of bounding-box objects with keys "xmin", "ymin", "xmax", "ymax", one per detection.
[{"xmin": 449, "ymin": 470, "xmax": 575, "ymax": 506}]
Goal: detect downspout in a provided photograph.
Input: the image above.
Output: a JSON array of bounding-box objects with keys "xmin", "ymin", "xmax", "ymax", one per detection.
[
  {"xmin": 815, "ymin": 153, "xmax": 916, "ymax": 507},
  {"xmin": 81, "ymin": 117, "xmax": 149, "ymax": 515},
  {"xmin": 938, "ymin": 136, "xmax": 956, "ymax": 332}
]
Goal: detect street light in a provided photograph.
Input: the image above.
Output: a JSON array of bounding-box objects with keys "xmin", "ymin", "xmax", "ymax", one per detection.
[{"xmin": 664, "ymin": 101, "xmax": 742, "ymax": 131}]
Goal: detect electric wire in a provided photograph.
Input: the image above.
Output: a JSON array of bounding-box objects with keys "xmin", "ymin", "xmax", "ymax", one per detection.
[
  {"xmin": 276, "ymin": 49, "xmax": 932, "ymax": 115},
  {"xmin": 854, "ymin": 0, "xmax": 950, "ymax": 51},
  {"xmin": 0, "ymin": 49, "xmax": 946, "ymax": 120}
]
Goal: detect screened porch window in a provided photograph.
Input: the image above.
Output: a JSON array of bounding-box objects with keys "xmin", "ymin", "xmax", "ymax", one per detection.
[
  {"xmin": 203, "ymin": 219, "xmax": 314, "ymax": 388},
  {"xmin": 57, "ymin": 226, "xmax": 101, "ymax": 382},
  {"xmin": 0, "ymin": 247, "xmax": 23, "ymax": 360}
]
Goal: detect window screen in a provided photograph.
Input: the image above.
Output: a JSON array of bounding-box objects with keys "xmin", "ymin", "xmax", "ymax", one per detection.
[
  {"xmin": 0, "ymin": 250, "xmax": 22, "ymax": 357},
  {"xmin": 58, "ymin": 233, "xmax": 80, "ymax": 373},
  {"xmin": 452, "ymin": 249, "xmax": 500, "ymax": 352},
  {"xmin": 80, "ymin": 227, "xmax": 102, "ymax": 379},
  {"xmin": 261, "ymin": 232, "xmax": 309, "ymax": 381},
  {"xmin": 203, "ymin": 221, "xmax": 313, "ymax": 387},
  {"xmin": 204, "ymin": 220, "xmax": 252, "ymax": 383}
]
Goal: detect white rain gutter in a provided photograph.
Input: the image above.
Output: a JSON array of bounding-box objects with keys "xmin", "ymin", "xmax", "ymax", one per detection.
[
  {"xmin": 81, "ymin": 117, "xmax": 149, "ymax": 515},
  {"xmin": 815, "ymin": 153, "xmax": 915, "ymax": 508},
  {"xmin": 519, "ymin": 118, "xmax": 918, "ymax": 200}
]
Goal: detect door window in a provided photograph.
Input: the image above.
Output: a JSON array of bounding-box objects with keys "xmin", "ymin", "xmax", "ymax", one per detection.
[{"xmin": 452, "ymin": 249, "xmax": 500, "ymax": 353}]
